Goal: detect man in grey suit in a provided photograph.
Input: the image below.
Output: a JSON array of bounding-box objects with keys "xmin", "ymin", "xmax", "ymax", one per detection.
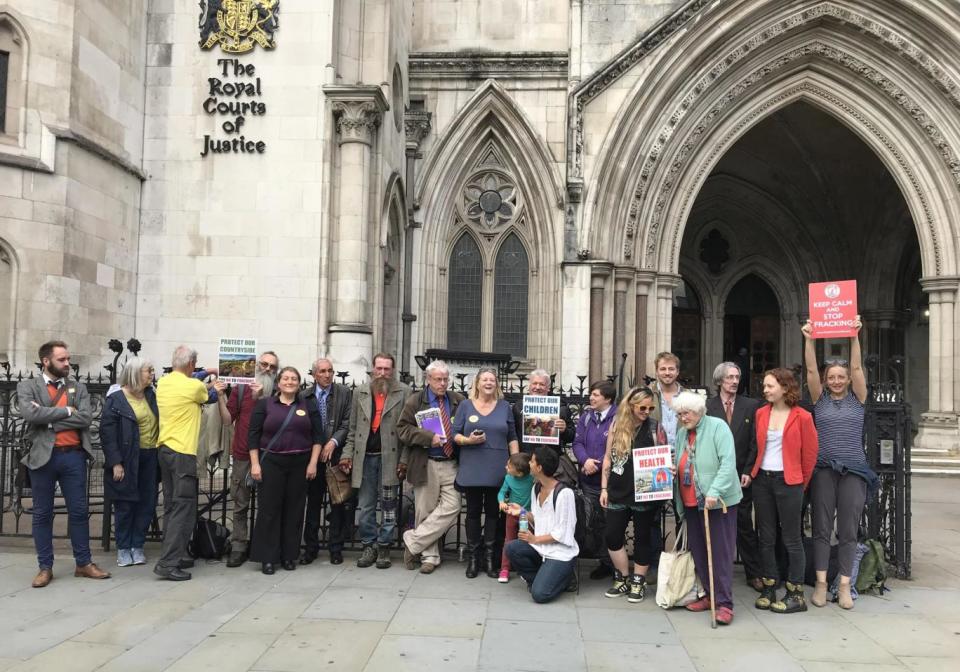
[
  {"xmin": 299, "ymin": 357, "xmax": 353, "ymax": 565},
  {"xmin": 18, "ymin": 340, "xmax": 111, "ymax": 588},
  {"xmin": 339, "ymin": 353, "xmax": 410, "ymax": 569},
  {"xmin": 705, "ymin": 361, "xmax": 763, "ymax": 591}
]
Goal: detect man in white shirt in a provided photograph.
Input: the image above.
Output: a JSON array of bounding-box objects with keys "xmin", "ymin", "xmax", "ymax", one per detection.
[{"xmin": 505, "ymin": 445, "xmax": 579, "ymax": 603}]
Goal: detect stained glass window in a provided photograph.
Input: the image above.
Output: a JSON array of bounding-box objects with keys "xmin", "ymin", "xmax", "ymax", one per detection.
[
  {"xmin": 492, "ymin": 233, "xmax": 529, "ymax": 356},
  {"xmin": 447, "ymin": 233, "xmax": 483, "ymax": 351}
]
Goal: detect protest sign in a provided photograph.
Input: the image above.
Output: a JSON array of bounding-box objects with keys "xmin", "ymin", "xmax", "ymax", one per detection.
[
  {"xmin": 633, "ymin": 445, "xmax": 674, "ymax": 503},
  {"xmin": 218, "ymin": 337, "xmax": 257, "ymax": 384},
  {"xmin": 522, "ymin": 395, "xmax": 561, "ymax": 445},
  {"xmin": 809, "ymin": 280, "xmax": 858, "ymax": 338}
]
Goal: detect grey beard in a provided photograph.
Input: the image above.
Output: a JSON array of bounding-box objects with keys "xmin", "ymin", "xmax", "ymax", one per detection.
[{"xmin": 256, "ymin": 372, "xmax": 275, "ymax": 397}]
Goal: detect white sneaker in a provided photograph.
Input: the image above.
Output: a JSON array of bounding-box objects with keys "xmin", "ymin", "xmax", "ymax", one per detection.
[
  {"xmin": 117, "ymin": 549, "xmax": 133, "ymax": 567},
  {"xmin": 131, "ymin": 548, "xmax": 146, "ymax": 565}
]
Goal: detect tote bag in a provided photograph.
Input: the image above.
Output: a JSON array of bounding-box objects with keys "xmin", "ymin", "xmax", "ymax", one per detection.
[{"xmin": 656, "ymin": 521, "xmax": 700, "ymax": 609}]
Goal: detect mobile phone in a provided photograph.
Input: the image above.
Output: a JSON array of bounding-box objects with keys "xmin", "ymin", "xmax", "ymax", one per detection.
[{"xmin": 471, "ymin": 429, "xmax": 485, "ymax": 436}]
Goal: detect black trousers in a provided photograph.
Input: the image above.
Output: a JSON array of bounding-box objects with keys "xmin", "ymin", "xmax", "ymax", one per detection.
[
  {"xmin": 251, "ymin": 452, "xmax": 310, "ymax": 564},
  {"xmin": 464, "ymin": 486, "xmax": 500, "ymax": 549},
  {"xmin": 605, "ymin": 505, "xmax": 659, "ymax": 567},
  {"xmin": 302, "ymin": 467, "xmax": 348, "ymax": 555},
  {"xmin": 737, "ymin": 483, "xmax": 763, "ymax": 580},
  {"xmin": 753, "ymin": 470, "xmax": 805, "ymax": 584}
]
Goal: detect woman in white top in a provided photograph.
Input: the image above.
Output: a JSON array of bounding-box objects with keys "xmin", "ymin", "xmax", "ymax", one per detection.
[{"xmin": 504, "ymin": 445, "xmax": 579, "ymax": 603}]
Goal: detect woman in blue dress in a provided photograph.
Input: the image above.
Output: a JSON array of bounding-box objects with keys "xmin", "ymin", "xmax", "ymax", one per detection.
[{"xmin": 452, "ymin": 368, "xmax": 519, "ymax": 579}]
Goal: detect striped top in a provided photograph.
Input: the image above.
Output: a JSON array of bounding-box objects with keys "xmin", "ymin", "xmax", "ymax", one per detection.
[{"xmin": 814, "ymin": 392, "xmax": 866, "ymax": 467}]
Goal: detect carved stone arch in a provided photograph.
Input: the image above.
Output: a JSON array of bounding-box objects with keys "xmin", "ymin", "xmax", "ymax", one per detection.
[
  {"xmin": 415, "ymin": 79, "xmax": 563, "ymax": 366},
  {"xmin": 716, "ymin": 257, "xmax": 800, "ymax": 320},
  {"xmin": 0, "ymin": 8, "xmax": 28, "ymax": 142},
  {"xmin": 676, "ymin": 263, "xmax": 714, "ymax": 320},
  {"xmin": 0, "ymin": 236, "xmax": 19, "ymax": 363},
  {"xmin": 379, "ymin": 171, "xmax": 406, "ymax": 248},
  {"xmin": 584, "ymin": 0, "xmax": 960, "ymax": 281},
  {"xmin": 374, "ymin": 172, "xmax": 407, "ymax": 358}
]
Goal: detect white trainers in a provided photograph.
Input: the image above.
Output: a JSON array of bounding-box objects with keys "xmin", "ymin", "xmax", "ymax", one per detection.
[
  {"xmin": 117, "ymin": 549, "xmax": 133, "ymax": 567},
  {"xmin": 131, "ymin": 548, "xmax": 146, "ymax": 565}
]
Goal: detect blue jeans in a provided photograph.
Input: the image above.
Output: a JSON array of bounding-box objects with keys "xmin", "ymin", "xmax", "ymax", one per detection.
[
  {"xmin": 357, "ymin": 453, "xmax": 398, "ymax": 546},
  {"xmin": 30, "ymin": 449, "xmax": 91, "ymax": 569},
  {"xmin": 113, "ymin": 449, "xmax": 159, "ymax": 550},
  {"xmin": 505, "ymin": 539, "xmax": 576, "ymax": 604}
]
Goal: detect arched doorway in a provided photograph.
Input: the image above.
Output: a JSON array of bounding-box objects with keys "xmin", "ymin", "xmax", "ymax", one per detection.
[
  {"xmin": 723, "ymin": 274, "xmax": 779, "ymax": 398},
  {"xmin": 670, "ymin": 280, "xmax": 702, "ymax": 387}
]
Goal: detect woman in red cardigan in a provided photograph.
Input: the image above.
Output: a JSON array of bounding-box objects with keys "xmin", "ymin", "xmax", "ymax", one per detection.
[{"xmin": 750, "ymin": 368, "xmax": 818, "ymax": 614}]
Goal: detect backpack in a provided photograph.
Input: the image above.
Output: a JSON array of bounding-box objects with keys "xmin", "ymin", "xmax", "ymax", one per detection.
[
  {"xmin": 188, "ymin": 516, "xmax": 231, "ymax": 560},
  {"xmin": 855, "ymin": 539, "xmax": 888, "ymax": 595},
  {"xmin": 537, "ymin": 482, "xmax": 602, "ymax": 558}
]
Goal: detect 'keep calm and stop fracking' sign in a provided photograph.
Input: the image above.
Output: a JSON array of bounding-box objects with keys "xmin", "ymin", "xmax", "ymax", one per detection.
[{"xmin": 809, "ymin": 280, "xmax": 858, "ymax": 338}]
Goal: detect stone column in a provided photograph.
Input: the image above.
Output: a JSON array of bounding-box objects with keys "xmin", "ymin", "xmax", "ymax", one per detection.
[
  {"xmin": 916, "ymin": 277, "xmax": 960, "ymax": 452},
  {"xmin": 612, "ymin": 267, "xmax": 633, "ymax": 377},
  {"xmin": 325, "ymin": 86, "xmax": 387, "ymax": 377},
  {"xmin": 635, "ymin": 271, "xmax": 656, "ymax": 382},
  {"xmin": 401, "ymin": 109, "xmax": 431, "ymax": 381},
  {"xmin": 655, "ymin": 273, "xmax": 682, "ymax": 357},
  {"xmin": 589, "ymin": 265, "xmax": 611, "ymax": 382}
]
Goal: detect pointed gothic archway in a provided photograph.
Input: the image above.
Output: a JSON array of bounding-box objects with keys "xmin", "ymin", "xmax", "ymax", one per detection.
[{"xmin": 584, "ymin": 0, "xmax": 960, "ymax": 449}]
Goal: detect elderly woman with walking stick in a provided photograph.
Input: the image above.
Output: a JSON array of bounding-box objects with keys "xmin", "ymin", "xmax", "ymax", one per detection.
[{"xmin": 672, "ymin": 391, "xmax": 742, "ymax": 625}]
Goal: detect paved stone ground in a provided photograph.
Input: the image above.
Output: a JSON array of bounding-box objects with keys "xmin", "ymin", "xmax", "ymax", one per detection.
[{"xmin": 0, "ymin": 476, "xmax": 957, "ymax": 672}]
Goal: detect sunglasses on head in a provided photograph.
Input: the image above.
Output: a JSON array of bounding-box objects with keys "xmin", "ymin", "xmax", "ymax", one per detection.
[{"xmin": 825, "ymin": 359, "xmax": 849, "ymax": 367}]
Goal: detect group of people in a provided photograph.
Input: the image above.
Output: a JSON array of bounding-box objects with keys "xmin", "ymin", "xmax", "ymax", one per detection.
[{"xmin": 17, "ymin": 320, "xmax": 876, "ymax": 623}]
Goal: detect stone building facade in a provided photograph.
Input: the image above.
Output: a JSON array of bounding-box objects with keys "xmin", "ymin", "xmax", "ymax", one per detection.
[{"xmin": 1, "ymin": 1, "xmax": 959, "ymax": 452}]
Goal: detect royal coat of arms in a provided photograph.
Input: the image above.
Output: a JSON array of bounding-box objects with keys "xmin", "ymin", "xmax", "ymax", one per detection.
[{"xmin": 199, "ymin": 0, "xmax": 279, "ymax": 53}]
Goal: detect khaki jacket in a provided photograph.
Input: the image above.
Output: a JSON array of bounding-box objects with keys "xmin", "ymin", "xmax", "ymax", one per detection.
[{"xmin": 342, "ymin": 379, "xmax": 410, "ymax": 488}]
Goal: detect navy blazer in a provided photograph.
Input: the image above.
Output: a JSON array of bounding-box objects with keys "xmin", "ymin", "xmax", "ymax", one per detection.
[{"xmin": 100, "ymin": 387, "xmax": 159, "ymax": 501}]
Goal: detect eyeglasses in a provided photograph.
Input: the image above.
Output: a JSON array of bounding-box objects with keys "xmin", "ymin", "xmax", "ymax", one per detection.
[
  {"xmin": 259, "ymin": 361, "xmax": 278, "ymax": 371},
  {"xmin": 634, "ymin": 405, "xmax": 656, "ymax": 412}
]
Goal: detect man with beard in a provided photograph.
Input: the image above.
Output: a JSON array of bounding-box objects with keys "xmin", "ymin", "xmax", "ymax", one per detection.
[
  {"xmin": 154, "ymin": 345, "xmax": 225, "ymax": 581},
  {"xmin": 339, "ymin": 353, "xmax": 410, "ymax": 568},
  {"xmin": 224, "ymin": 350, "xmax": 279, "ymax": 568},
  {"xmin": 396, "ymin": 360, "xmax": 464, "ymax": 574},
  {"xmin": 706, "ymin": 361, "xmax": 763, "ymax": 590},
  {"xmin": 19, "ymin": 340, "xmax": 111, "ymax": 587},
  {"xmin": 650, "ymin": 352, "xmax": 684, "ymax": 446},
  {"xmin": 299, "ymin": 357, "xmax": 352, "ymax": 565}
]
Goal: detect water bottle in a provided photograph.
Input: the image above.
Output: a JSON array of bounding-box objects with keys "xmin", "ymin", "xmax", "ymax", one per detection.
[{"xmin": 518, "ymin": 508, "xmax": 528, "ymax": 534}]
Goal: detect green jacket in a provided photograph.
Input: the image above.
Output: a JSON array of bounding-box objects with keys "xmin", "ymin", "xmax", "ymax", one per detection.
[{"xmin": 673, "ymin": 414, "xmax": 742, "ymax": 519}]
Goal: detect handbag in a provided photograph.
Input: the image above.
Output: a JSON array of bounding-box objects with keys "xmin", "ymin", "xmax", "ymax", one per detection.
[
  {"xmin": 244, "ymin": 400, "xmax": 299, "ymax": 490},
  {"xmin": 656, "ymin": 521, "xmax": 700, "ymax": 609},
  {"xmin": 325, "ymin": 463, "xmax": 353, "ymax": 504},
  {"xmin": 187, "ymin": 516, "xmax": 231, "ymax": 560}
]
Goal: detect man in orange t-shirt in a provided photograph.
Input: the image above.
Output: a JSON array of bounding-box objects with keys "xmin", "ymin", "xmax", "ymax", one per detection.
[{"xmin": 18, "ymin": 340, "xmax": 111, "ymax": 588}]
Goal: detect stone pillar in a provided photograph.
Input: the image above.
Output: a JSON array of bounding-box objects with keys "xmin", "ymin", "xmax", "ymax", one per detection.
[
  {"xmin": 635, "ymin": 271, "xmax": 656, "ymax": 382},
  {"xmin": 589, "ymin": 265, "xmax": 611, "ymax": 382},
  {"xmin": 612, "ymin": 267, "xmax": 633, "ymax": 377},
  {"xmin": 561, "ymin": 262, "xmax": 592, "ymax": 388},
  {"xmin": 401, "ymin": 109, "xmax": 431, "ymax": 381},
  {"xmin": 655, "ymin": 273, "xmax": 682, "ymax": 357},
  {"xmin": 325, "ymin": 86, "xmax": 387, "ymax": 377},
  {"xmin": 916, "ymin": 277, "xmax": 960, "ymax": 452}
]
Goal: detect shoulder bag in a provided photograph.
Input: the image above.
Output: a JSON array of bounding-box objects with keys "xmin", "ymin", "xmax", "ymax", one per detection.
[{"xmin": 244, "ymin": 400, "xmax": 299, "ymax": 490}]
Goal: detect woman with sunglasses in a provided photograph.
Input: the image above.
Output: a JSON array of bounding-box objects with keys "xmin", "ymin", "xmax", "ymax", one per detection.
[
  {"xmin": 599, "ymin": 387, "xmax": 666, "ymax": 603},
  {"xmin": 671, "ymin": 391, "xmax": 742, "ymax": 625},
  {"xmin": 801, "ymin": 316, "xmax": 873, "ymax": 610}
]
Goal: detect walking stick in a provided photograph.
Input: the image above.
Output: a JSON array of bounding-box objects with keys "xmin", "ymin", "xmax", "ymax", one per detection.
[{"xmin": 703, "ymin": 498, "xmax": 727, "ymax": 629}]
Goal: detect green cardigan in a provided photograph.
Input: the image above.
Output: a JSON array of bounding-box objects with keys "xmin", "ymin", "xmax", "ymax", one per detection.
[{"xmin": 674, "ymin": 414, "xmax": 742, "ymax": 518}]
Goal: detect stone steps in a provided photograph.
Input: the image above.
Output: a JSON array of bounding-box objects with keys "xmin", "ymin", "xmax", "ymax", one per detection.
[{"xmin": 911, "ymin": 452, "xmax": 960, "ymax": 476}]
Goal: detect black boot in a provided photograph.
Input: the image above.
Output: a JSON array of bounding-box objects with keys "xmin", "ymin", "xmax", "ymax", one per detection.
[
  {"xmin": 484, "ymin": 546, "xmax": 498, "ymax": 579},
  {"xmin": 465, "ymin": 545, "xmax": 480, "ymax": 579},
  {"xmin": 771, "ymin": 581, "xmax": 808, "ymax": 614},
  {"xmin": 755, "ymin": 577, "xmax": 777, "ymax": 610}
]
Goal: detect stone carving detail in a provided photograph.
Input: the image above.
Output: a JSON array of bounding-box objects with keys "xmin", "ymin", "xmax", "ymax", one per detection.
[
  {"xmin": 574, "ymin": 0, "xmax": 960, "ymax": 191},
  {"xmin": 623, "ymin": 38, "xmax": 953, "ymax": 271},
  {"xmin": 410, "ymin": 51, "xmax": 568, "ymax": 79},
  {"xmin": 404, "ymin": 110, "xmax": 432, "ymax": 149},
  {"xmin": 332, "ymin": 101, "xmax": 381, "ymax": 145},
  {"xmin": 463, "ymin": 172, "xmax": 517, "ymax": 230}
]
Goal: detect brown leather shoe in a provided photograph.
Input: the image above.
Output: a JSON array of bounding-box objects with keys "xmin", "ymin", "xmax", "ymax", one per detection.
[
  {"xmin": 74, "ymin": 563, "xmax": 111, "ymax": 580},
  {"xmin": 748, "ymin": 577, "xmax": 764, "ymax": 592},
  {"xmin": 32, "ymin": 568, "xmax": 53, "ymax": 588},
  {"xmin": 419, "ymin": 562, "xmax": 437, "ymax": 574}
]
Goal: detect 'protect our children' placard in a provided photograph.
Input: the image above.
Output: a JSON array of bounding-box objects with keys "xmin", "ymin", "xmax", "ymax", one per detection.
[
  {"xmin": 218, "ymin": 337, "xmax": 257, "ymax": 385},
  {"xmin": 522, "ymin": 395, "xmax": 561, "ymax": 445},
  {"xmin": 809, "ymin": 280, "xmax": 858, "ymax": 338}
]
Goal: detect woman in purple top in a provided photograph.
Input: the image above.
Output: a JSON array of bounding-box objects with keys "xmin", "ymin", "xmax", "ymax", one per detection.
[
  {"xmin": 452, "ymin": 368, "xmax": 519, "ymax": 579},
  {"xmin": 248, "ymin": 366, "xmax": 323, "ymax": 575},
  {"xmin": 802, "ymin": 316, "xmax": 869, "ymax": 610}
]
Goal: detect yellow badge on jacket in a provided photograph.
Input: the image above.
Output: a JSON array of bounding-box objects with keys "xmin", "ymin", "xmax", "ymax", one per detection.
[
  {"xmin": 469, "ymin": 415, "xmax": 479, "ymax": 423},
  {"xmin": 296, "ymin": 409, "xmax": 306, "ymax": 416}
]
